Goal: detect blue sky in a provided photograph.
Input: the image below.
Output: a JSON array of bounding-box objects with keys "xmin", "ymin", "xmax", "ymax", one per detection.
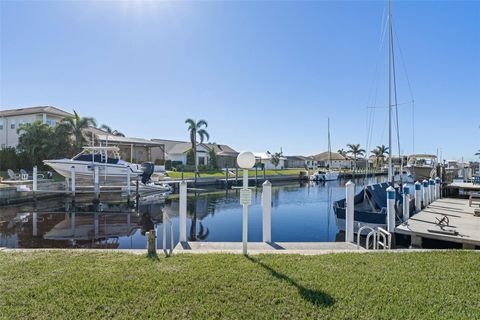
[{"xmin": 1, "ymin": 1, "xmax": 479, "ymax": 160}]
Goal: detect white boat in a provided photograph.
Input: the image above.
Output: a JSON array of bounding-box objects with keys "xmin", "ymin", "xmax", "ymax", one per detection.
[
  {"xmin": 44, "ymin": 146, "xmax": 147, "ymax": 184},
  {"xmin": 310, "ymin": 170, "xmax": 339, "ymax": 181},
  {"xmin": 310, "ymin": 118, "xmax": 339, "ymax": 181},
  {"xmin": 404, "ymin": 154, "xmax": 437, "ymax": 182}
]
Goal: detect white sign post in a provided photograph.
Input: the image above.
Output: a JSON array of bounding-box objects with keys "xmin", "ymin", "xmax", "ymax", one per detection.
[{"xmin": 237, "ymin": 151, "xmax": 256, "ymax": 255}]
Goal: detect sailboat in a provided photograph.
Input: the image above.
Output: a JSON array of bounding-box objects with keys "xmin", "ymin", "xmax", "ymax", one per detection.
[
  {"xmin": 310, "ymin": 118, "xmax": 339, "ymax": 181},
  {"xmin": 333, "ymin": 0, "xmax": 414, "ymax": 232}
]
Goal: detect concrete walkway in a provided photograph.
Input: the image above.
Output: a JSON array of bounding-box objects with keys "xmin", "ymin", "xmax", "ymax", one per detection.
[{"xmin": 174, "ymin": 241, "xmax": 364, "ymax": 255}]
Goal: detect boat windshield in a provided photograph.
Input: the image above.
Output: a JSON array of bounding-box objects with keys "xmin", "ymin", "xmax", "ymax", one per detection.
[{"xmin": 71, "ymin": 147, "xmax": 121, "ymax": 164}]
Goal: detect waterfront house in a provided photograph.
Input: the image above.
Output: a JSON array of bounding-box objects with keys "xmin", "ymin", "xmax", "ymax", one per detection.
[
  {"xmin": 89, "ymin": 127, "xmax": 166, "ymax": 164},
  {"xmin": 152, "ymin": 139, "xmax": 238, "ymax": 168},
  {"xmin": 205, "ymin": 143, "xmax": 239, "ymax": 168},
  {"xmin": 254, "ymin": 152, "xmax": 286, "ymax": 170},
  {"xmin": 0, "ymin": 106, "xmax": 72, "ymax": 149},
  {"xmin": 285, "ymin": 156, "xmax": 318, "ymax": 169},
  {"xmin": 312, "ymin": 151, "xmax": 352, "ymax": 169}
]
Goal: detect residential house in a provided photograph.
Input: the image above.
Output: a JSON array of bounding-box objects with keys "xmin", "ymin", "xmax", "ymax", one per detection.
[
  {"xmin": 312, "ymin": 151, "xmax": 352, "ymax": 169},
  {"xmin": 254, "ymin": 152, "xmax": 286, "ymax": 170},
  {"xmin": 0, "ymin": 106, "xmax": 72, "ymax": 148},
  {"xmin": 152, "ymin": 139, "xmax": 211, "ymax": 167},
  {"xmin": 152, "ymin": 139, "xmax": 239, "ymax": 168},
  {"xmin": 205, "ymin": 143, "xmax": 239, "ymax": 168},
  {"xmin": 285, "ymin": 156, "xmax": 318, "ymax": 169},
  {"xmin": 88, "ymin": 127, "xmax": 166, "ymax": 164}
]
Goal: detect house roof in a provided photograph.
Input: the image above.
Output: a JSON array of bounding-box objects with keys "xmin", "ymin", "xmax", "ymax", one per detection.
[
  {"xmin": 287, "ymin": 155, "xmax": 315, "ymax": 161},
  {"xmin": 152, "ymin": 139, "xmax": 238, "ymax": 156},
  {"xmin": 0, "ymin": 106, "xmax": 73, "ymax": 118},
  {"xmin": 205, "ymin": 143, "xmax": 238, "ymax": 156},
  {"xmin": 312, "ymin": 151, "xmax": 348, "ymax": 161},
  {"xmin": 254, "ymin": 152, "xmax": 287, "ymax": 160},
  {"xmin": 97, "ymin": 134, "xmax": 165, "ymax": 147}
]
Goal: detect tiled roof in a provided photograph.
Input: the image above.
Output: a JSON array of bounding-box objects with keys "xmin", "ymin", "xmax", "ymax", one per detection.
[{"xmin": 0, "ymin": 106, "xmax": 72, "ymax": 117}]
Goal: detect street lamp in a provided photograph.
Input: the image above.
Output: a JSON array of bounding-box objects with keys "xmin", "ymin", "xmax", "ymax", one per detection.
[{"xmin": 237, "ymin": 151, "xmax": 256, "ymax": 255}]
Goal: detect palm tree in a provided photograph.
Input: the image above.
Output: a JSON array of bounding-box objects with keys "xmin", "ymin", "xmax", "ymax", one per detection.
[
  {"xmin": 337, "ymin": 149, "xmax": 347, "ymax": 157},
  {"xmin": 476, "ymin": 150, "xmax": 480, "ymax": 157},
  {"xmin": 347, "ymin": 143, "xmax": 366, "ymax": 172},
  {"xmin": 100, "ymin": 124, "xmax": 125, "ymax": 137},
  {"xmin": 60, "ymin": 110, "xmax": 97, "ymax": 151},
  {"xmin": 185, "ymin": 118, "xmax": 210, "ymax": 184},
  {"xmin": 371, "ymin": 145, "xmax": 389, "ymax": 169},
  {"xmin": 16, "ymin": 121, "xmax": 54, "ymax": 166}
]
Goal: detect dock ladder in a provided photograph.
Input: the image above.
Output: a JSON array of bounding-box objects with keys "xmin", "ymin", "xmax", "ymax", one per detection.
[{"xmin": 356, "ymin": 224, "xmax": 392, "ymax": 250}]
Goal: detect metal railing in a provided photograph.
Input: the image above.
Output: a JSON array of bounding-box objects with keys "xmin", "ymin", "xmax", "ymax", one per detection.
[{"xmin": 356, "ymin": 224, "xmax": 392, "ymax": 250}]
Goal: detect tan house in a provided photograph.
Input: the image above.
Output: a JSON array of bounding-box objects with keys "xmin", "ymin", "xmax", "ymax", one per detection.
[
  {"xmin": 312, "ymin": 151, "xmax": 352, "ymax": 169},
  {"xmin": 0, "ymin": 106, "xmax": 72, "ymax": 148}
]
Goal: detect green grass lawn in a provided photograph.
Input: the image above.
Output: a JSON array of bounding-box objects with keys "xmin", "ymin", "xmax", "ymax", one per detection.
[
  {"xmin": 166, "ymin": 169, "xmax": 303, "ymax": 179},
  {"xmin": 1, "ymin": 251, "xmax": 479, "ymax": 319}
]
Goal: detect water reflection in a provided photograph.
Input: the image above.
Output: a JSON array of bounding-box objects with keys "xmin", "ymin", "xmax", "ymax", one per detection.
[{"xmin": 0, "ymin": 176, "xmax": 387, "ymax": 249}]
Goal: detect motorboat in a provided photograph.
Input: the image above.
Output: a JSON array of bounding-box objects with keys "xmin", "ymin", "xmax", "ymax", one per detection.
[
  {"xmin": 44, "ymin": 146, "xmax": 153, "ymax": 184},
  {"xmin": 404, "ymin": 154, "xmax": 438, "ymax": 182},
  {"xmin": 310, "ymin": 170, "xmax": 339, "ymax": 181}
]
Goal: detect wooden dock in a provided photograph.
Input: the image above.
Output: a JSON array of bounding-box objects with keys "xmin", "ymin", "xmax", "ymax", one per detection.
[
  {"xmin": 174, "ymin": 241, "xmax": 363, "ymax": 255},
  {"xmin": 395, "ymin": 198, "xmax": 480, "ymax": 249}
]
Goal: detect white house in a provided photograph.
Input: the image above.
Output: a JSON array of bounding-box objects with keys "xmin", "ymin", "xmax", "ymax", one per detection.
[
  {"xmin": 0, "ymin": 106, "xmax": 72, "ymax": 148},
  {"xmin": 254, "ymin": 152, "xmax": 287, "ymax": 170},
  {"xmin": 152, "ymin": 139, "xmax": 211, "ymax": 166},
  {"xmin": 312, "ymin": 151, "xmax": 352, "ymax": 169}
]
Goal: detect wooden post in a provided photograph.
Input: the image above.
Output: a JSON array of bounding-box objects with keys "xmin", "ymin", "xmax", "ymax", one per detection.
[
  {"xmin": 435, "ymin": 177, "xmax": 441, "ymax": 199},
  {"xmin": 179, "ymin": 181, "xmax": 187, "ymax": 242},
  {"xmin": 255, "ymin": 166, "xmax": 258, "ymax": 184},
  {"xmin": 126, "ymin": 168, "xmax": 131, "ymax": 196},
  {"xmin": 262, "ymin": 180, "xmax": 272, "ymax": 242},
  {"xmin": 345, "ymin": 181, "xmax": 355, "ymax": 243},
  {"xmin": 225, "ymin": 165, "xmax": 229, "ymax": 188},
  {"xmin": 146, "ymin": 230, "xmax": 157, "ymax": 255}
]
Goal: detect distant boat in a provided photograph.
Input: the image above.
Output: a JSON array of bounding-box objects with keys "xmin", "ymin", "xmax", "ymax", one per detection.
[
  {"xmin": 310, "ymin": 118, "xmax": 339, "ymax": 181},
  {"xmin": 404, "ymin": 154, "xmax": 437, "ymax": 181},
  {"xmin": 44, "ymin": 146, "xmax": 153, "ymax": 184}
]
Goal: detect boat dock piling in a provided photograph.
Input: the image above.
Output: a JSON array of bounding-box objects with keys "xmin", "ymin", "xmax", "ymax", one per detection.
[
  {"xmin": 403, "ymin": 185, "xmax": 410, "ymax": 221},
  {"xmin": 262, "ymin": 180, "xmax": 272, "ymax": 243},
  {"xmin": 345, "ymin": 181, "xmax": 355, "ymax": 243}
]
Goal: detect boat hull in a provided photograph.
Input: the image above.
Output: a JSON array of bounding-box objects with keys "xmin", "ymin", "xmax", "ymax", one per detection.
[
  {"xmin": 44, "ymin": 160, "xmax": 143, "ymax": 184},
  {"xmin": 405, "ymin": 165, "xmax": 436, "ymax": 182}
]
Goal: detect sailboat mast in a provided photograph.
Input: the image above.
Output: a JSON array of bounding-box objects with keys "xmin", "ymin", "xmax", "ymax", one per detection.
[
  {"xmin": 328, "ymin": 117, "xmax": 331, "ymax": 167},
  {"xmin": 388, "ymin": 0, "xmax": 393, "ymax": 184}
]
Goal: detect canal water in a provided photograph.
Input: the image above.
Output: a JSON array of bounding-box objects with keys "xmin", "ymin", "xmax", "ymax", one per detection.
[{"xmin": 0, "ymin": 176, "xmax": 387, "ymax": 249}]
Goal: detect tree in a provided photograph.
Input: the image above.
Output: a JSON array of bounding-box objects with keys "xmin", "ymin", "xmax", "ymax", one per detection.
[
  {"xmin": 337, "ymin": 149, "xmax": 347, "ymax": 157},
  {"xmin": 16, "ymin": 120, "xmax": 75, "ymax": 168},
  {"xmin": 371, "ymin": 145, "xmax": 389, "ymax": 169},
  {"xmin": 100, "ymin": 124, "xmax": 125, "ymax": 137},
  {"xmin": 60, "ymin": 110, "xmax": 97, "ymax": 152},
  {"xmin": 476, "ymin": 150, "xmax": 480, "ymax": 157},
  {"xmin": 267, "ymin": 150, "xmax": 283, "ymax": 169},
  {"xmin": 347, "ymin": 143, "xmax": 366, "ymax": 172},
  {"xmin": 208, "ymin": 147, "xmax": 218, "ymax": 169},
  {"xmin": 185, "ymin": 119, "xmax": 210, "ymax": 184},
  {"xmin": 16, "ymin": 121, "xmax": 55, "ymax": 167}
]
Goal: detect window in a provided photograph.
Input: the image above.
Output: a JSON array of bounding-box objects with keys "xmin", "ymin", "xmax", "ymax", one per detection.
[
  {"xmin": 10, "ymin": 121, "xmax": 15, "ymax": 129},
  {"xmin": 0, "ymin": 124, "xmax": 3, "ymax": 130}
]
